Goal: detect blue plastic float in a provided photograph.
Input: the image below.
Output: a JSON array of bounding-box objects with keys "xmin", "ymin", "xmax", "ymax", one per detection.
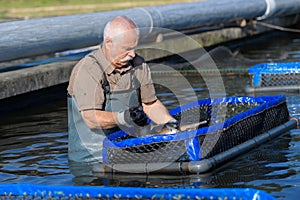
[{"xmin": 0, "ymin": 183, "xmax": 276, "ymax": 200}]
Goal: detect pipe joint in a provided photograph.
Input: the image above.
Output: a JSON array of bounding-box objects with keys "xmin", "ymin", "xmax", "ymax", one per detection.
[{"xmin": 257, "ymin": 0, "xmax": 276, "ymax": 20}]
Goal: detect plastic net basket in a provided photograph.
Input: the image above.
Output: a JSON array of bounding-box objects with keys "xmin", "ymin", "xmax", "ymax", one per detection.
[
  {"xmin": 248, "ymin": 62, "xmax": 300, "ymax": 87},
  {"xmin": 103, "ymin": 95, "xmax": 289, "ymax": 164}
]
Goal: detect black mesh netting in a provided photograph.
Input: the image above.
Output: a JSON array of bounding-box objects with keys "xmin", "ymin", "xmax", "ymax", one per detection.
[
  {"xmin": 249, "ymin": 62, "xmax": 300, "ymax": 88},
  {"xmin": 104, "ymin": 96, "xmax": 289, "ymax": 164},
  {"xmin": 259, "ymin": 73, "xmax": 300, "ymax": 87},
  {"xmin": 203, "ymin": 101, "xmax": 289, "ymax": 158}
]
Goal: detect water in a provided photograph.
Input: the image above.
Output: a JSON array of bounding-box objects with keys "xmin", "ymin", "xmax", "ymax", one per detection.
[{"xmin": 1, "ymin": 31, "xmax": 300, "ymax": 199}]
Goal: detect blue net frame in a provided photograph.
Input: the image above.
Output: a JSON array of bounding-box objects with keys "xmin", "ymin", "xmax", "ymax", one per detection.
[
  {"xmin": 248, "ymin": 62, "xmax": 300, "ymax": 87},
  {"xmin": 0, "ymin": 183, "xmax": 276, "ymax": 200},
  {"xmin": 103, "ymin": 95, "xmax": 289, "ymax": 164}
]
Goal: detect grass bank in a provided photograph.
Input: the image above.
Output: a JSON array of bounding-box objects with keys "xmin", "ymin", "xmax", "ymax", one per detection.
[{"xmin": 0, "ymin": 0, "xmax": 198, "ymax": 20}]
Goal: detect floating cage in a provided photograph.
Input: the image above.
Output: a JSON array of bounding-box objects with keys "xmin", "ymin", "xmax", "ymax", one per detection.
[
  {"xmin": 103, "ymin": 95, "xmax": 290, "ymax": 168},
  {"xmin": 248, "ymin": 62, "xmax": 300, "ymax": 88}
]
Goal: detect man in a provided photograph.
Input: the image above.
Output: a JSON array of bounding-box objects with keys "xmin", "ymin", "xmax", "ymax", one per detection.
[{"xmin": 67, "ymin": 16, "xmax": 177, "ymax": 163}]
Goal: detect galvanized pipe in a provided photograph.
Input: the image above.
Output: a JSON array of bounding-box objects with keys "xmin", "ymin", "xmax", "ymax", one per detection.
[{"xmin": 0, "ymin": 0, "xmax": 300, "ymax": 62}]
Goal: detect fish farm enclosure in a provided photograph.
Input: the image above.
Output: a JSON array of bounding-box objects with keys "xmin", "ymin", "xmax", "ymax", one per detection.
[
  {"xmin": 1, "ymin": 0, "xmax": 300, "ymax": 198},
  {"xmin": 0, "ymin": 30, "xmax": 300, "ymax": 199}
]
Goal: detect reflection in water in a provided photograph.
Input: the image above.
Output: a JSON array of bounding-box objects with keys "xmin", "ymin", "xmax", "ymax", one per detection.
[
  {"xmin": 0, "ymin": 31, "xmax": 300, "ymax": 199},
  {"xmin": 0, "ymin": 84, "xmax": 72, "ymax": 185},
  {"xmin": 69, "ymin": 131, "xmax": 292, "ymax": 190}
]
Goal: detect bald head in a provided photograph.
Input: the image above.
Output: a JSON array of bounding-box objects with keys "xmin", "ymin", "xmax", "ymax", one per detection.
[
  {"xmin": 102, "ymin": 16, "xmax": 139, "ymax": 69},
  {"xmin": 103, "ymin": 16, "xmax": 139, "ymax": 42}
]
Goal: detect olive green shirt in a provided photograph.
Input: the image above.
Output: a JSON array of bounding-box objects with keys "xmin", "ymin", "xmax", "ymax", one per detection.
[{"xmin": 67, "ymin": 47, "xmax": 157, "ymax": 111}]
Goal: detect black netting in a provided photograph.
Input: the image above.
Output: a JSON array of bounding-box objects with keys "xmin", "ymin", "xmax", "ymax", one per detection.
[
  {"xmin": 104, "ymin": 96, "xmax": 289, "ymax": 164},
  {"xmin": 105, "ymin": 138, "xmax": 186, "ymax": 164},
  {"xmin": 248, "ymin": 62, "xmax": 300, "ymax": 87},
  {"xmin": 203, "ymin": 102, "xmax": 289, "ymax": 158},
  {"xmin": 262, "ymin": 102, "xmax": 290, "ymax": 132},
  {"xmin": 259, "ymin": 73, "xmax": 300, "ymax": 87}
]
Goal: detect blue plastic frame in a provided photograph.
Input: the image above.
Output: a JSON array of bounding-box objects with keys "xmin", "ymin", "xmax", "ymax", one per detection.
[
  {"xmin": 248, "ymin": 62, "xmax": 300, "ymax": 87},
  {"xmin": 103, "ymin": 95, "xmax": 286, "ymax": 162},
  {"xmin": 0, "ymin": 184, "xmax": 276, "ymax": 200}
]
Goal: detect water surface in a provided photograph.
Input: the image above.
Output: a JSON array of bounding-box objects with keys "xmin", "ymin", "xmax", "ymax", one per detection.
[{"xmin": 0, "ymin": 31, "xmax": 300, "ymax": 199}]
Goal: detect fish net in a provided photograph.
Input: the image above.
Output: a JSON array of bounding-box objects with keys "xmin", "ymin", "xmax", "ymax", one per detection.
[
  {"xmin": 103, "ymin": 95, "xmax": 289, "ymax": 164},
  {"xmin": 248, "ymin": 62, "xmax": 300, "ymax": 87}
]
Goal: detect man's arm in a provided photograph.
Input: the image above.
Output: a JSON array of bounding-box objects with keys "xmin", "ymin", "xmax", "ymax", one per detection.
[
  {"xmin": 142, "ymin": 99, "xmax": 174, "ymax": 125},
  {"xmin": 81, "ymin": 100, "xmax": 174, "ymax": 130},
  {"xmin": 81, "ymin": 108, "xmax": 147, "ymax": 130},
  {"xmin": 81, "ymin": 110, "xmax": 118, "ymax": 129}
]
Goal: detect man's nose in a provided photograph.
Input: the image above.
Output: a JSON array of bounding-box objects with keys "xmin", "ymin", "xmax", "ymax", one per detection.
[{"xmin": 128, "ymin": 49, "xmax": 135, "ymax": 58}]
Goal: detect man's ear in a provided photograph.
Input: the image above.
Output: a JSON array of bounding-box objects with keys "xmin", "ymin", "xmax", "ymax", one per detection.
[{"xmin": 105, "ymin": 38, "xmax": 113, "ymax": 49}]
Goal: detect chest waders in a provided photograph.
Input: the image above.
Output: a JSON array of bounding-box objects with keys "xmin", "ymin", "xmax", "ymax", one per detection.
[{"xmin": 68, "ymin": 56, "xmax": 141, "ymax": 163}]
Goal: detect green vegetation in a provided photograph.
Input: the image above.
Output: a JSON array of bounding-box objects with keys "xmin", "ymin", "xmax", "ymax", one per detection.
[
  {"xmin": 0, "ymin": 0, "xmax": 197, "ymax": 19},
  {"xmin": 1, "ymin": 0, "xmax": 150, "ymax": 9}
]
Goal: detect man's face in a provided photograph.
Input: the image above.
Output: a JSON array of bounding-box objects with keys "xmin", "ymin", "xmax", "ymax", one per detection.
[{"xmin": 109, "ymin": 30, "xmax": 138, "ymax": 68}]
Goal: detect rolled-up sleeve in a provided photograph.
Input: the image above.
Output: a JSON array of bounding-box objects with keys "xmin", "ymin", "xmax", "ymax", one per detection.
[
  {"xmin": 70, "ymin": 61, "xmax": 105, "ymax": 111},
  {"xmin": 137, "ymin": 63, "xmax": 157, "ymax": 103}
]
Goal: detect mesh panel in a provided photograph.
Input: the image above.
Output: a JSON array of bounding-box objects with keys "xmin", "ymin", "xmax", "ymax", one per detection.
[
  {"xmin": 104, "ymin": 96, "xmax": 289, "ymax": 164},
  {"xmin": 248, "ymin": 62, "xmax": 300, "ymax": 87},
  {"xmin": 104, "ymin": 106, "xmax": 209, "ymax": 164},
  {"xmin": 259, "ymin": 73, "xmax": 300, "ymax": 87},
  {"xmin": 105, "ymin": 139, "xmax": 186, "ymax": 164},
  {"xmin": 173, "ymin": 104, "xmax": 210, "ymax": 125},
  {"xmin": 204, "ymin": 102, "xmax": 289, "ymax": 158},
  {"xmin": 262, "ymin": 102, "xmax": 290, "ymax": 132}
]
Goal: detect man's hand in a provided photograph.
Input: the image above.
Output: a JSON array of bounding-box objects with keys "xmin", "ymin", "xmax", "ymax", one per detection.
[
  {"xmin": 117, "ymin": 106, "xmax": 148, "ymax": 127},
  {"xmin": 128, "ymin": 106, "xmax": 148, "ymax": 126},
  {"xmin": 117, "ymin": 106, "xmax": 149, "ymax": 136}
]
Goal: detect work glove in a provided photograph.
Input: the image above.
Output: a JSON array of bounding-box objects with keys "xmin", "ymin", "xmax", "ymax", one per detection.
[
  {"xmin": 128, "ymin": 106, "xmax": 148, "ymax": 126},
  {"xmin": 117, "ymin": 106, "xmax": 149, "ymax": 136}
]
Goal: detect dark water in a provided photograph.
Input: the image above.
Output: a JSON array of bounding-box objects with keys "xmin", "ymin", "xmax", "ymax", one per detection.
[{"xmin": 1, "ymin": 31, "xmax": 300, "ymax": 199}]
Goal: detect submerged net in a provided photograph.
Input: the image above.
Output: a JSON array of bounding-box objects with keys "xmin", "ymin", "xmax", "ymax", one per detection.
[
  {"xmin": 103, "ymin": 95, "xmax": 289, "ymax": 164},
  {"xmin": 248, "ymin": 62, "xmax": 300, "ymax": 87}
]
